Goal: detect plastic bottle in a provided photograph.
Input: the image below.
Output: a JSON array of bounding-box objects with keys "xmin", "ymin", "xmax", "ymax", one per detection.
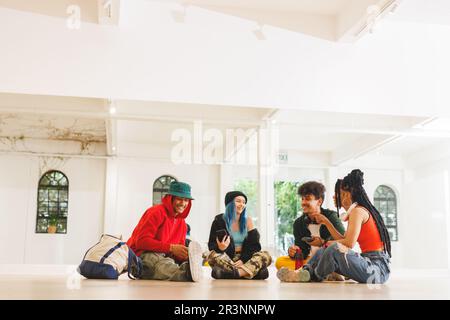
[{"xmin": 294, "ymin": 248, "xmax": 304, "ymax": 270}]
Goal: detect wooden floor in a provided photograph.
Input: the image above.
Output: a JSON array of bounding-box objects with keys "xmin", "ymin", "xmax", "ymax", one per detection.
[{"xmin": 1, "ymin": 265, "xmax": 449, "ymax": 300}]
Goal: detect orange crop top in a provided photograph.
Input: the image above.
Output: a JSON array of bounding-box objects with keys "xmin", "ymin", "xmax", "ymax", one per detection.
[{"xmin": 357, "ymin": 210, "xmax": 384, "ymax": 253}]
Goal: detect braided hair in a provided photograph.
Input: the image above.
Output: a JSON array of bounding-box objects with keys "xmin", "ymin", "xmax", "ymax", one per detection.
[
  {"xmin": 341, "ymin": 169, "xmax": 392, "ymax": 257},
  {"xmin": 334, "ymin": 179, "xmax": 343, "ymax": 213}
]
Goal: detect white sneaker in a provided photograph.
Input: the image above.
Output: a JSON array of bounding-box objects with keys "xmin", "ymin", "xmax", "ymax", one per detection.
[
  {"xmin": 277, "ymin": 267, "xmax": 311, "ymax": 282},
  {"xmin": 188, "ymin": 241, "xmax": 203, "ymax": 282}
]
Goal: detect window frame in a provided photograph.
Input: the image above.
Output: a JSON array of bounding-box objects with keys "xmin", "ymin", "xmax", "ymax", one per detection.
[
  {"xmin": 374, "ymin": 185, "xmax": 398, "ymax": 242},
  {"xmin": 36, "ymin": 170, "xmax": 69, "ymax": 234},
  {"xmin": 152, "ymin": 175, "xmax": 178, "ymax": 205}
]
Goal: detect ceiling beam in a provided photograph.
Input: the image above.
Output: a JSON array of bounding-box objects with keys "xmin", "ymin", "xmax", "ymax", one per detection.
[
  {"xmin": 223, "ymin": 108, "xmax": 278, "ymax": 163},
  {"xmin": 278, "ymin": 122, "xmax": 450, "ymax": 139},
  {"xmin": 0, "ymin": 106, "xmax": 262, "ymax": 126},
  {"xmin": 331, "ymin": 134, "xmax": 401, "ymax": 166},
  {"xmin": 97, "ymin": 0, "xmax": 120, "ymax": 25},
  {"xmin": 105, "ymin": 119, "xmax": 117, "ymax": 156},
  {"xmin": 338, "ymin": 0, "xmax": 401, "ymax": 42}
]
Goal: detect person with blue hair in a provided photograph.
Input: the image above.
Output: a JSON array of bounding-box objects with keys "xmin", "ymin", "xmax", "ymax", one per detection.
[{"xmin": 206, "ymin": 191, "xmax": 272, "ymax": 279}]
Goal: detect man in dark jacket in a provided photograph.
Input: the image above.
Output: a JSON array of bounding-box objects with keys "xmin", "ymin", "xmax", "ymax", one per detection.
[{"xmin": 275, "ymin": 181, "xmax": 345, "ymax": 271}]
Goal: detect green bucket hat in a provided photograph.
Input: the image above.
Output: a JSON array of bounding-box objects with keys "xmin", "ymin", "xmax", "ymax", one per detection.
[{"xmin": 167, "ymin": 181, "xmax": 194, "ymax": 200}]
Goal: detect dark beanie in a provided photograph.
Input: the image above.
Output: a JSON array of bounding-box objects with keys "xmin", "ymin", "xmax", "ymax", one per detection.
[{"xmin": 224, "ymin": 191, "xmax": 247, "ymax": 207}]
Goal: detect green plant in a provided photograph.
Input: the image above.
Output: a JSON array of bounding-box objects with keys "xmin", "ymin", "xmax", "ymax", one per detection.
[
  {"xmin": 275, "ymin": 181, "xmax": 302, "ymax": 251},
  {"xmin": 48, "ymin": 214, "xmax": 58, "ymax": 227}
]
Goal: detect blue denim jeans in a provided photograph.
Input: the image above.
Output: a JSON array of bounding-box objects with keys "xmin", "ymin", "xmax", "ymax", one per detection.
[{"xmin": 304, "ymin": 243, "xmax": 390, "ymax": 284}]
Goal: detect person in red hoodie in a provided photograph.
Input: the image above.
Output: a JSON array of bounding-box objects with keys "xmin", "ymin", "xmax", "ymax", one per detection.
[{"xmin": 127, "ymin": 181, "xmax": 203, "ymax": 282}]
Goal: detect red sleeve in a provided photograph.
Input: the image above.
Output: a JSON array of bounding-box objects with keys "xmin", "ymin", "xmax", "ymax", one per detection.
[
  {"xmin": 134, "ymin": 209, "xmax": 171, "ymax": 254},
  {"xmin": 179, "ymin": 221, "xmax": 187, "ymax": 246}
]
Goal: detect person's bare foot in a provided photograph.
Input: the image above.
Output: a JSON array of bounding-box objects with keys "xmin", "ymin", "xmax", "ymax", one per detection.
[
  {"xmin": 237, "ymin": 268, "xmax": 250, "ymax": 278},
  {"xmin": 325, "ymin": 272, "xmax": 345, "ymax": 281}
]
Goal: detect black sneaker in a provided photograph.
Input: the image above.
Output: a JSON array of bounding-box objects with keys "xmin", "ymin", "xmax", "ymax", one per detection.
[
  {"xmin": 211, "ymin": 266, "xmax": 240, "ymax": 279},
  {"xmin": 252, "ymin": 267, "xmax": 269, "ymax": 280}
]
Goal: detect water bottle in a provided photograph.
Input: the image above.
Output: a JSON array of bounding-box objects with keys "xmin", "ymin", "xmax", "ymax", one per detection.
[{"xmin": 294, "ymin": 248, "xmax": 304, "ymax": 270}]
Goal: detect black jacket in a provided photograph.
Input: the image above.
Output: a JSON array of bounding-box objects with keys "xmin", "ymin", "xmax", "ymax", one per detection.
[
  {"xmin": 208, "ymin": 214, "xmax": 262, "ymax": 263},
  {"xmin": 293, "ymin": 207, "xmax": 345, "ymax": 259}
]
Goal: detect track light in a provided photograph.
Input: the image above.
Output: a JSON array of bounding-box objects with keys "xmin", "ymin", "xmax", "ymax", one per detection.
[
  {"xmin": 171, "ymin": 3, "xmax": 188, "ymax": 23},
  {"xmin": 366, "ymin": 5, "xmax": 381, "ymax": 34},
  {"xmin": 253, "ymin": 22, "xmax": 266, "ymax": 40},
  {"xmin": 102, "ymin": 0, "xmax": 113, "ymax": 18},
  {"xmin": 389, "ymin": 2, "xmax": 399, "ymax": 14}
]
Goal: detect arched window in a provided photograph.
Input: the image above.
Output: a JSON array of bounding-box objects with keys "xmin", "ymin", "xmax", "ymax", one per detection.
[
  {"xmin": 36, "ymin": 170, "xmax": 69, "ymax": 234},
  {"xmin": 153, "ymin": 175, "xmax": 177, "ymax": 205},
  {"xmin": 374, "ymin": 185, "xmax": 398, "ymax": 241}
]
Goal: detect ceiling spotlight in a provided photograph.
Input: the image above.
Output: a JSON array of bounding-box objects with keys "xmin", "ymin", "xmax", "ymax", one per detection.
[
  {"xmin": 389, "ymin": 2, "xmax": 399, "ymax": 15},
  {"xmin": 366, "ymin": 5, "xmax": 381, "ymax": 34},
  {"xmin": 109, "ymin": 106, "xmax": 116, "ymax": 115},
  {"xmin": 102, "ymin": 0, "xmax": 113, "ymax": 18},
  {"xmin": 253, "ymin": 22, "xmax": 266, "ymax": 40},
  {"xmin": 171, "ymin": 3, "xmax": 188, "ymax": 23}
]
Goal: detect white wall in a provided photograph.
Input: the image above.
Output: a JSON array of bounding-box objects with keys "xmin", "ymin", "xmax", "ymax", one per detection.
[
  {"xmin": 402, "ymin": 157, "xmax": 450, "ymax": 269},
  {"xmin": 0, "ymin": 154, "xmax": 105, "ymax": 264},
  {"xmin": 0, "ymin": 155, "xmax": 31, "ymax": 264}
]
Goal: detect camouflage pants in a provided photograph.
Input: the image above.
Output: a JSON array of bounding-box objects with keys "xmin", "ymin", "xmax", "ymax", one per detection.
[
  {"xmin": 207, "ymin": 250, "xmax": 272, "ymax": 279},
  {"xmin": 139, "ymin": 251, "xmax": 191, "ymax": 282}
]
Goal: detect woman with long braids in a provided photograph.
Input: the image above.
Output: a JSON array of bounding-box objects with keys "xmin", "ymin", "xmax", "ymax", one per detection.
[{"xmin": 277, "ymin": 169, "xmax": 391, "ymax": 284}]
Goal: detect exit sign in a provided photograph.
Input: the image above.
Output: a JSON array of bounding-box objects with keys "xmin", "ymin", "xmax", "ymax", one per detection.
[{"xmin": 278, "ymin": 151, "xmax": 288, "ymax": 164}]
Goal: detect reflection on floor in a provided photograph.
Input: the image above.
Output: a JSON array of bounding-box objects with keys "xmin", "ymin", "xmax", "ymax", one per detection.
[{"xmin": 0, "ymin": 265, "xmax": 449, "ymax": 300}]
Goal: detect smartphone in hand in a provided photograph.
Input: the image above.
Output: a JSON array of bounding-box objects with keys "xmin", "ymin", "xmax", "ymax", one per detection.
[
  {"xmin": 301, "ymin": 236, "xmax": 314, "ymax": 243},
  {"xmin": 216, "ymin": 229, "xmax": 229, "ymax": 242}
]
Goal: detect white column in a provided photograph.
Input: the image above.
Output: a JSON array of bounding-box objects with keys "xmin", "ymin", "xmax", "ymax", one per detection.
[
  {"xmin": 444, "ymin": 170, "xmax": 450, "ymax": 271},
  {"xmin": 219, "ymin": 163, "xmax": 234, "ymax": 213},
  {"xmin": 257, "ymin": 120, "xmax": 276, "ymax": 252},
  {"xmin": 103, "ymin": 158, "xmax": 119, "ymax": 237},
  {"xmin": 325, "ymin": 167, "xmax": 339, "ymax": 209}
]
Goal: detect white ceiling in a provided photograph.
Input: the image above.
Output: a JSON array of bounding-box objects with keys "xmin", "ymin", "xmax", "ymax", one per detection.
[
  {"xmin": 387, "ymin": 0, "xmax": 450, "ymax": 26},
  {"xmin": 278, "ymin": 130, "xmax": 367, "ymax": 152},
  {"xmin": 8, "ymin": 0, "xmax": 450, "ymax": 26},
  {"xmin": 371, "ymin": 136, "xmax": 450, "ymax": 157},
  {"xmin": 0, "ymin": 0, "xmax": 353, "ymax": 21},
  {"xmin": 274, "ymin": 110, "xmax": 425, "ymax": 131},
  {"xmin": 0, "ymin": 0, "xmax": 379, "ymax": 41},
  {"xmin": 274, "ymin": 109, "xmax": 450, "ymax": 162},
  {"xmin": 180, "ymin": 0, "xmax": 353, "ymax": 15}
]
